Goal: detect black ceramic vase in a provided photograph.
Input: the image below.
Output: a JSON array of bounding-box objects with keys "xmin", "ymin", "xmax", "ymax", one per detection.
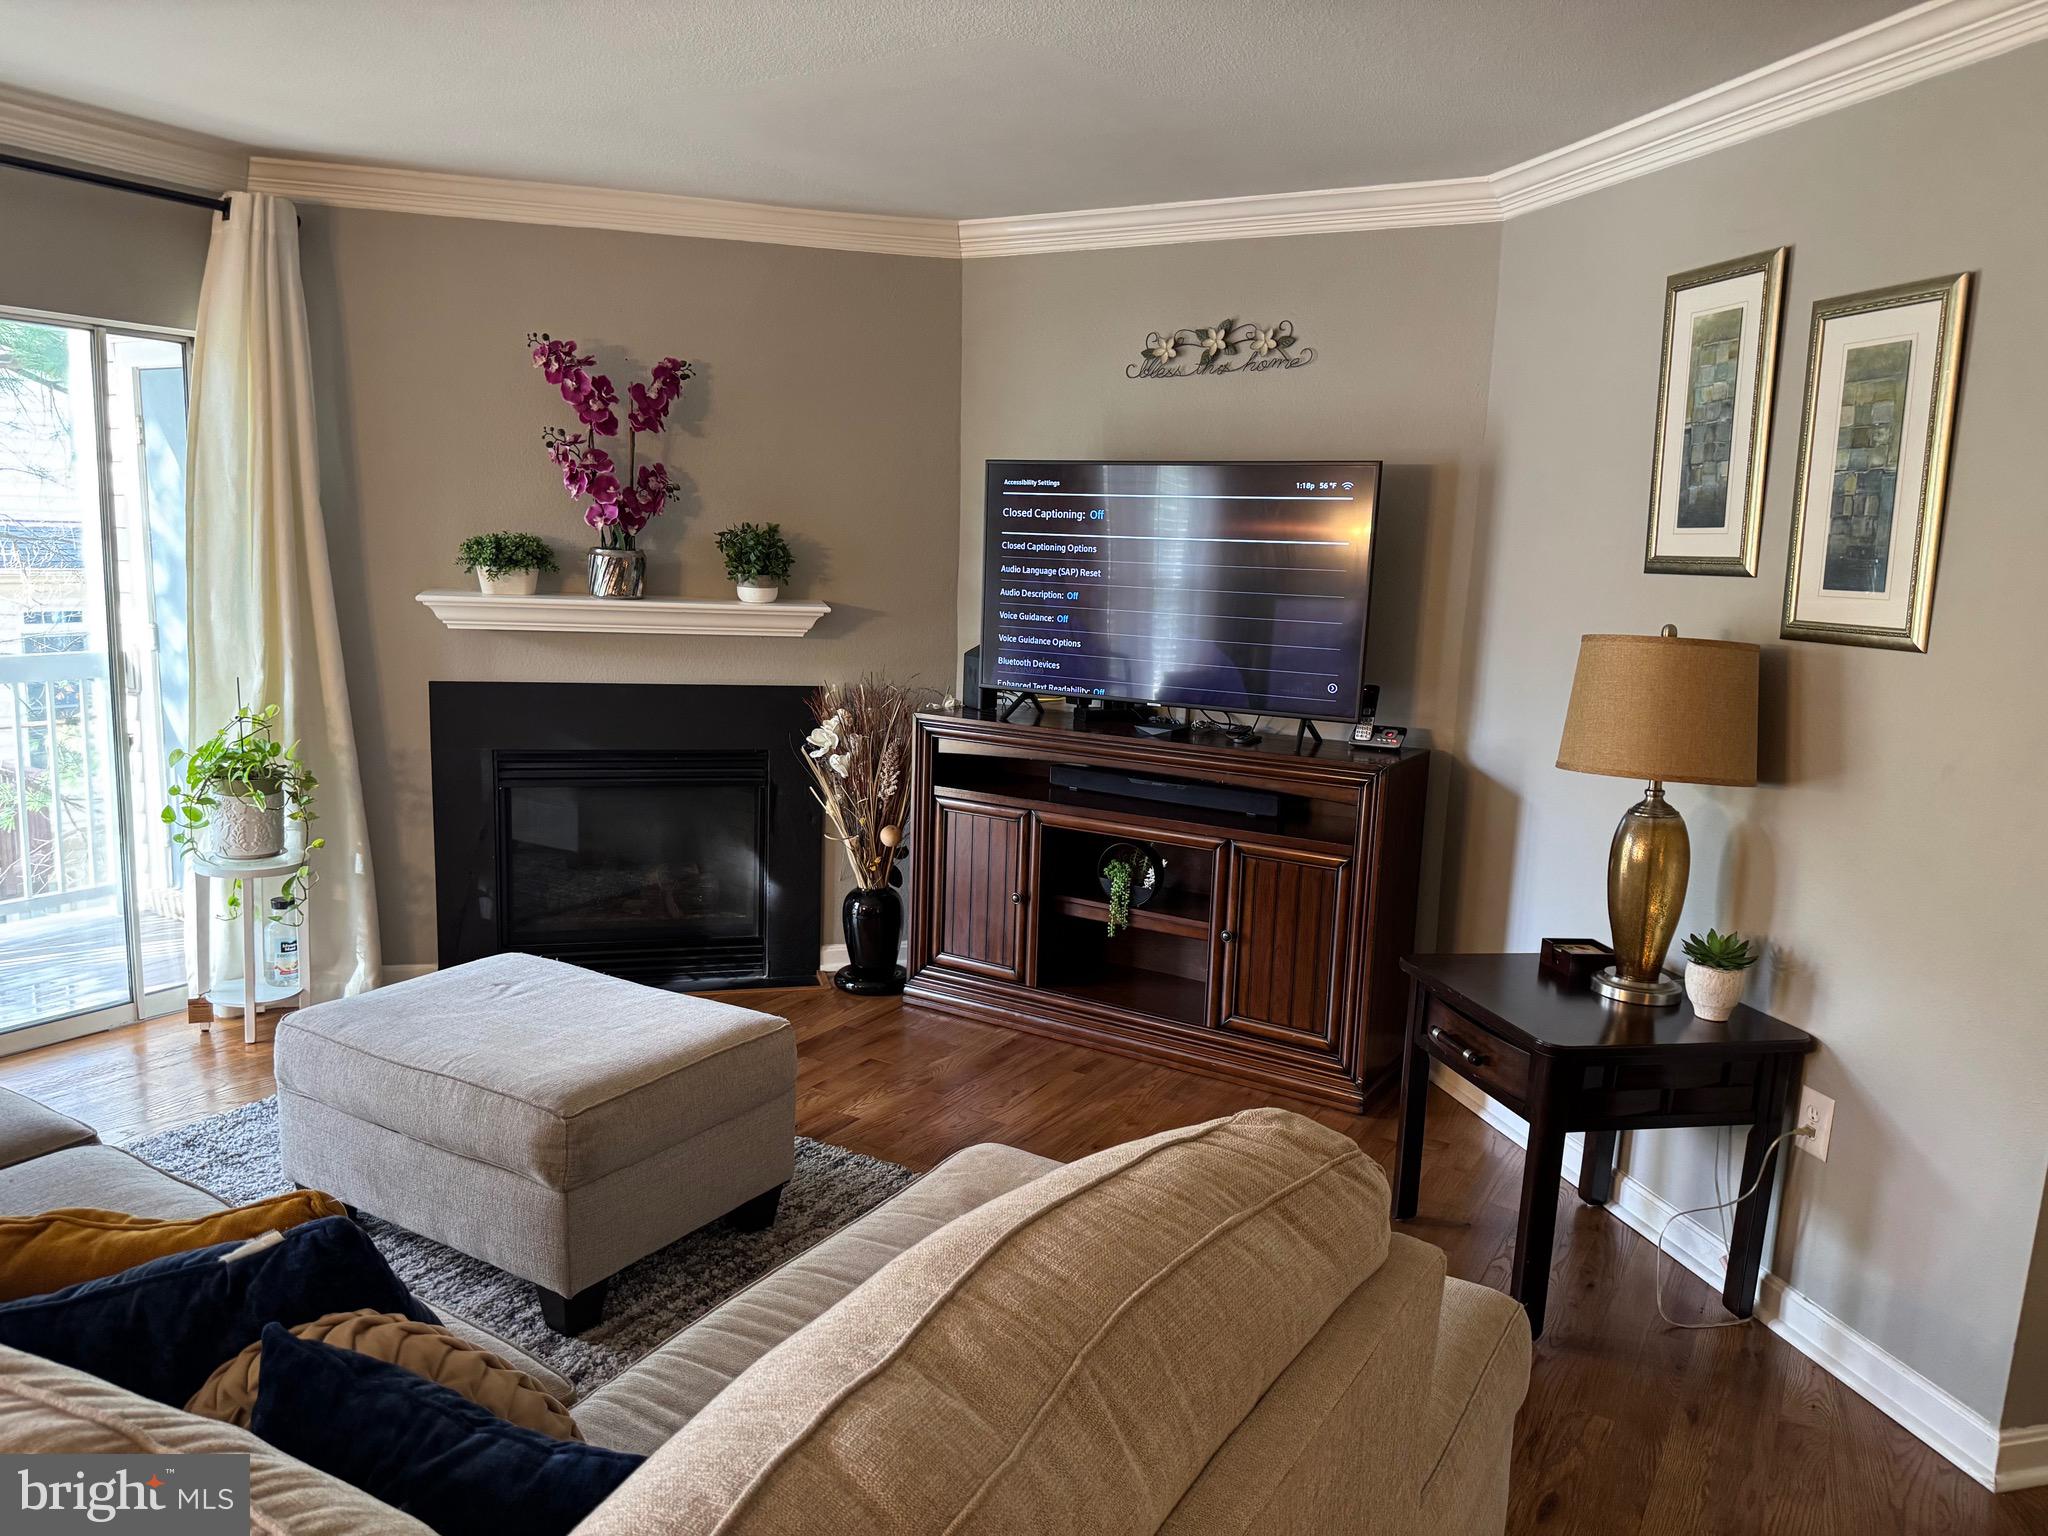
[{"xmin": 835, "ymin": 885, "xmax": 906, "ymax": 995}]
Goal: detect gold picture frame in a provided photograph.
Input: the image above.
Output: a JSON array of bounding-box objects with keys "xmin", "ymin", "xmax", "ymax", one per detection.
[
  {"xmin": 1781, "ymin": 273, "xmax": 1971, "ymax": 652},
  {"xmin": 1645, "ymin": 247, "xmax": 1788, "ymax": 576}
]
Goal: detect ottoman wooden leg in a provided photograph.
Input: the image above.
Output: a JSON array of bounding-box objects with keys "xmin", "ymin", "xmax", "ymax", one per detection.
[
  {"xmin": 729, "ymin": 1183, "xmax": 785, "ymax": 1232},
  {"xmin": 538, "ymin": 1279, "xmax": 609, "ymax": 1334}
]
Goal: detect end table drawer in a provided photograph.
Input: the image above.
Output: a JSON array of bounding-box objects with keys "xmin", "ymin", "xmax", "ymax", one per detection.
[{"xmin": 1422, "ymin": 998, "xmax": 1531, "ymax": 1107}]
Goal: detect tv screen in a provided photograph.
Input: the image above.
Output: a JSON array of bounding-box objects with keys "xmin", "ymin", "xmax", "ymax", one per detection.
[{"xmin": 980, "ymin": 459, "xmax": 1381, "ymax": 719}]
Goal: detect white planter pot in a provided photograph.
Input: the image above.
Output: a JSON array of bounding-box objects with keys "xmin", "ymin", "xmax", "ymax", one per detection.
[
  {"xmin": 1684, "ymin": 962, "xmax": 1748, "ymax": 1021},
  {"xmin": 210, "ymin": 792, "xmax": 285, "ymax": 861},
  {"xmin": 477, "ymin": 567, "xmax": 539, "ymax": 596},
  {"xmin": 736, "ymin": 583, "xmax": 781, "ymax": 604}
]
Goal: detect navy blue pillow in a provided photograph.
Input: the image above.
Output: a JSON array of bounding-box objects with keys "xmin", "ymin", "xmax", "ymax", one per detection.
[
  {"xmin": 0, "ymin": 1214, "xmax": 434, "ymax": 1407},
  {"xmin": 250, "ymin": 1323, "xmax": 641, "ymax": 1535}
]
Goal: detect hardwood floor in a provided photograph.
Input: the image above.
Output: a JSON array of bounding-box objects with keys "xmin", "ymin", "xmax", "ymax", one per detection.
[{"xmin": 4, "ymin": 985, "xmax": 2044, "ymax": 1535}]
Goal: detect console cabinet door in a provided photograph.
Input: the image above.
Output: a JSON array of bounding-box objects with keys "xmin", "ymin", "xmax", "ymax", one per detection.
[
  {"xmin": 932, "ymin": 799, "xmax": 1030, "ymax": 981},
  {"xmin": 1217, "ymin": 843, "xmax": 1349, "ymax": 1050}
]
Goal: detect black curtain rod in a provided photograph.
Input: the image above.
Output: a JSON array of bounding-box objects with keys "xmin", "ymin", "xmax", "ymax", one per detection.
[{"xmin": 0, "ymin": 150, "xmax": 230, "ymax": 217}]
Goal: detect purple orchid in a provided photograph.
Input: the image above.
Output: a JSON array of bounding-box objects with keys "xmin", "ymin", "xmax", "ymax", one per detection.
[{"xmin": 531, "ymin": 336, "xmax": 692, "ymax": 550}]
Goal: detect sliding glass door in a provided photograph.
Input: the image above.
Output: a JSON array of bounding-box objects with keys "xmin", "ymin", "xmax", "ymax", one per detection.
[{"xmin": 0, "ymin": 309, "xmax": 189, "ymax": 1045}]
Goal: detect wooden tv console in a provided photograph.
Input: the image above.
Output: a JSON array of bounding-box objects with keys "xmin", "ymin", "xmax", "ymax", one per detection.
[{"xmin": 904, "ymin": 709, "xmax": 1428, "ymax": 1110}]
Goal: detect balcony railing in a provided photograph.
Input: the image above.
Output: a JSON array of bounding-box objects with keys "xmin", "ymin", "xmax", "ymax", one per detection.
[{"xmin": 0, "ymin": 651, "xmax": 117, "ymax": 920}]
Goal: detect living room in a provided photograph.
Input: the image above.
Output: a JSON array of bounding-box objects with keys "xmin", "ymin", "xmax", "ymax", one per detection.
[{"xmin": 0, "ymin": 2, "xmax": 2043, "ymax": 1532}]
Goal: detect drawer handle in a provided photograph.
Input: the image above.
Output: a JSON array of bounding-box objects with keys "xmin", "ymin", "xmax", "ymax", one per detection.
[
  {"xmin": 1010, "ymin": 891, "xmax": 1026, "ymax": 904},
  {"xmin": 1219, "ymin": 929, "xmax": 1234, "ymax": 943},
  {"xmin": 1429, "ymin": 1024, "xmax": 1485, "ymax": 1067}
]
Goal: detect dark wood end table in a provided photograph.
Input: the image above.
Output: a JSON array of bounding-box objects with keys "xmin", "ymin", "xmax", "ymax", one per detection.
[{"xmin": 1393, "ymin": 953, "xmax": 1816, "ymax": 1338}]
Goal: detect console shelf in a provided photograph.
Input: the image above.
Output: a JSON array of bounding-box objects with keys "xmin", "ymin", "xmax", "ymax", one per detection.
[
  {"xmin": 416, "ymin": 590, "xmax": 830, "ymax": 637},
  {"xmin": 905, "ymin": 708, "xmax": 1429, "ymax": 1111}
]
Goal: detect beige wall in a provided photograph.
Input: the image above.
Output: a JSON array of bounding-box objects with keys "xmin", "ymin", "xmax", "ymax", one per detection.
[
  {"xmin": 0, "ymin": 162, "xmax": 212, "ymax": 329},
  {"xmin": 2009, "ymin": 1179, "xmax": 2048, "ymax": 1426},
  {"xmin": 1458, "ymin": 43, "xmax": 2048, "ymax": 1422},
  {"xmin": 958, "ymin": 227, "xmax": 1502, "ymax": 937},
  {"xmin": 299, "ymin": 207, "xmax": 961, "ymax": 964}
]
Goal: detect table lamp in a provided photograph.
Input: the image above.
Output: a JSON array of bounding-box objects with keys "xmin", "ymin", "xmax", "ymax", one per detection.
[{"xmin": 1556, "ymin": 625, "xmax": 1758, "ymax": 1005}]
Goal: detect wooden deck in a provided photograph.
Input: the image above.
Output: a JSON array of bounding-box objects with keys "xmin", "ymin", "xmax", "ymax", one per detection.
[{"xmin": 0, "ymin": 905, "xmax": 181, "ymax": 1030}]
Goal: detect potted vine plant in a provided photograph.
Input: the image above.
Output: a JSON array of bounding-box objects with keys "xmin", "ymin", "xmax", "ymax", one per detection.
[
  {"xmin": 714, "ymin": 521, "xmax": 795, "ymax": 604},
  {"xmin": 1096, "ymin": 843, "xmax": 1160, "ymax": 937},
  {"xmin": 162, "ymin": 704, "xmax": 324, "ymax": 917},
  {"xmin": 801, "ymin": 677, "xmax": 940, "ymax": 994},
  {"xmin": 1680, "ymin": 928, "xmax": 1758, "ymax": 1021},
  {"xmin": 457, "ymin": 531, "xmax": 557, "ymax": 595}
]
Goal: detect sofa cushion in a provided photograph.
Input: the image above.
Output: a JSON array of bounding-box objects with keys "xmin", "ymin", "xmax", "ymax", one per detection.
[
  {"xmin": 578, "ymin": 1107, "xmax": 1389, "ymax": 1536},
  {"xmin": 250, "ymin": 1324, "xmax": 642, "ymax": 1536},
  {"xmin": 190, "ymin": 1308, "xmax": 581, "ymax": 1440},
  {"xmin": 0, "ymin": 1214, "xmax": 436, "ymax": 1408},
  {"xmin": 0, "ymin": 1341, "xmax": 432, "ymax": 1534},
  {"xmin": 274, "ymin": 954, "xmax": 794, "ymax": 1188},
  {"xmin": 0, "ymin": 1144, "xmax": 223, "ymax": 1220},
  {"xmin": 1418, "ymin": 1276, "xmax": 1533, "ymax": 1535},
  {"xmin": 0, "ymin": 1086, "xmax": 95, "ymax": 1169},
  {"xmin": 575, "ymin": 1142, "xmax": 1057, "ymax": 1453},
  {"xmin": 0, "ymin": 1189, "xmax": 348, "ymax": 1302},
  {"xmin": 433, "ymin": 1303, "xmax": 578, "ymax": 1407}
]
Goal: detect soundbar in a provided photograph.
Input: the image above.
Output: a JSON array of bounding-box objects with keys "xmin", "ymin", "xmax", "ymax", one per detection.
[{"xmin": 1049, "ymin": 764, "xmax": 1281, "ymax": 819}]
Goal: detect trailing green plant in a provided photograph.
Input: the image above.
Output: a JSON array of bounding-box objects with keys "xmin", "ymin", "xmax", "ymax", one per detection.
[
  {"xmin": 1680, "ymin": 928, "xmax": 1758, "ymax": 972},
  {"xmin": 714, "ymin": 521, "xmax": 795, "ymax": 587},
  {"xmin": 163, "ymin": 704, "xmax": 324, "ymax": 920},
  {"xmin": 1103, "ymin": 856, "xmax": 1135, "ymax": 937},
  {"xmin": 456, "ymin": 531, "xmax": 559, "ymax": 575}
]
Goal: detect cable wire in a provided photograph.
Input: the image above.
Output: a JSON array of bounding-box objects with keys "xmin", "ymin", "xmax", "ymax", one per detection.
[{"xmin": 1654, "ymin": 1127, "xmax": 1809, "ymax": 1330}]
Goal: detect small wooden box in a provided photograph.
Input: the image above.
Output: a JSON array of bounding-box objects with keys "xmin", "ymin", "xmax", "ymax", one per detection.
[{"xmin": 1539, "ymin": 938, "xmax": 1614, "ymax": 988}]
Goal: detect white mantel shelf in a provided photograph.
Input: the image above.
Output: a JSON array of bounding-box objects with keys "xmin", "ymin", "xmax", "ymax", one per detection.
[{"xmin": 416, "ymin": 590, "xmax": 831, "ymax": 637}]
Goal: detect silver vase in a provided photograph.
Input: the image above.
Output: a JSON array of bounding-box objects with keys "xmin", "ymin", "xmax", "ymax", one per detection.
[{"xmin": 587, "ymin": 546, "xmax": 645, "ymax": 599}]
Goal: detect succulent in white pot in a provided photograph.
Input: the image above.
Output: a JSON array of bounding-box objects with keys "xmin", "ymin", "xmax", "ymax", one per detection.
[
  {"xmin": 457, "ymin": 531, "xmax": 558, "ymax": 596},
  {"xmin": 715, "ymin": 521, "xmax": 795, "ymax": 604},
  {"xmin": 1680, "ymin": 928, "xmax": 1759, "ymax": 1021}
]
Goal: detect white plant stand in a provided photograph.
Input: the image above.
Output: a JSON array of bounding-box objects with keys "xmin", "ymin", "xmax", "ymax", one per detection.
[{"xmin": 191, "ymin": 849, "xmax": 308, "ymax": 1045}]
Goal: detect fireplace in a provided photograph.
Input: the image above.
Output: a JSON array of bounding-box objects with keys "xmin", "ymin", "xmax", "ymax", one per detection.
[{"xmin": 431, "ymin": 683, "xmax": 821, "ymax": 989}]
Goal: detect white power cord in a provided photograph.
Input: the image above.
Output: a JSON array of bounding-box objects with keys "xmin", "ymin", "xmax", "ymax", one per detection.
[{"xmin": 1654, "ymin": 1125, "xmax": 1812, "ymax": 1329}]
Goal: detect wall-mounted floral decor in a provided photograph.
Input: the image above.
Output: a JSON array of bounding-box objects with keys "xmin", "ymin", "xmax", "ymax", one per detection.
[{"xmin": 1126, "ymin": 319, "xmax": 1315, "ymax": 380}]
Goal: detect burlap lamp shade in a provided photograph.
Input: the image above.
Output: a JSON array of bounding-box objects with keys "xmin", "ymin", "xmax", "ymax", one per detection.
[
  {"xmin": 1556, "ymin": 633, "xmax": 1758, "ymax": 787},
  {"xmin": 1555, "ymin": 628, "xmax": 1758, "ymax": 1005}
]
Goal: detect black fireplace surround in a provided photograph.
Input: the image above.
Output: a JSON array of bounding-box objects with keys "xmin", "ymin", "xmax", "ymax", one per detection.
[{"xmin": 431, "ymin": 682, "xmax": 822, "ymax": 989}]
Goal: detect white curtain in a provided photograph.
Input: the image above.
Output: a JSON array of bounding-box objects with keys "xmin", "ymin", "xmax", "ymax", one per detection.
[{"xmin": 187, "ymin": 191, "xmax": 380, "ymax": 999}]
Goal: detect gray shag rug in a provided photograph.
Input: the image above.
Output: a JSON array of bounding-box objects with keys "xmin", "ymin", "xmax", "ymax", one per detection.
[{"xmin": 123, "ymin": 1097, "xmax": 914, "ymax": 1395}]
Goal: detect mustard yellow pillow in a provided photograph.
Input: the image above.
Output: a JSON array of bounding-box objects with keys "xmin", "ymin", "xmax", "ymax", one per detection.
[
  {"xmin": 0, "ymin": 1190, "xmax": 347, "ymax": 1302},
  {"xmin": 187, "ymin": 1309, "xmax": 581, "ymax": 1441}
]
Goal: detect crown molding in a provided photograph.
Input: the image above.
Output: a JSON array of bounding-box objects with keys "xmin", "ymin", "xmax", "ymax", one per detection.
[
  {"xmin": 0, "ymin": 81, "xmax": 245, "ymax": 193},
  {"xmin": 244, "ymin": 157, "xmax": 961, "ymax": 258},
  {"xmin": 10, "ymin": 0, "xmax": 2045, "ymax": 257},
  {"xmin": 956, "ymin": 177, "xmax": 1498, "ymax": 258},
  {"xmin": 961, "ymin": 0, "xmax": 2048, "ymax": 255},
  {"xmin": 1490, "ymin": 0, "xmax": 2048, "ymax": 216}
]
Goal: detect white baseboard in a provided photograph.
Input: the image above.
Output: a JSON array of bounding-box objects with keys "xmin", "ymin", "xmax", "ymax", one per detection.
[
  {"xmin": 1427, "ymin": 1067, "xmax": 2034, "ymax": 1492},
  {"xmin": 818, "ymin": 944, "xmax": 848, "ymax": 972}
]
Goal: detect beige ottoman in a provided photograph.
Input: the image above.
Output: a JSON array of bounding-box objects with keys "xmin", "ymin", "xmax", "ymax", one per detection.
[{"xmin": 275, "ymin": 953, "xmax": 797, "ymax": 1333}]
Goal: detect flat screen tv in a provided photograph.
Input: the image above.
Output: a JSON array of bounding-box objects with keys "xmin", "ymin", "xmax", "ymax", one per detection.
[{"xmin": 980, "ymin": 459, "xmax": 1381, "ymax": 719}]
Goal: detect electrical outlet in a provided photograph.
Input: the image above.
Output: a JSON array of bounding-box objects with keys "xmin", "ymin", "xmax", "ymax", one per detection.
[{"xmin": 1795, "ymin": 1086, "xmax": 1834, "ymax": 1160}]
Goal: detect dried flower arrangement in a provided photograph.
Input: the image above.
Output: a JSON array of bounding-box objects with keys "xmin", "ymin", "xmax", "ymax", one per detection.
[{"xmin": 801, "ymin": 678, "xmax": 939, "ymax": 891}]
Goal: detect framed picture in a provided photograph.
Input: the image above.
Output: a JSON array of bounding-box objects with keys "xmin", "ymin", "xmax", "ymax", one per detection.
[
  {"xmin": 1645, "ymin": 247, "xmax": 1788, "ymax": 576},
  {"xmin": 1782, "ymin": 273, "xmax": 1972, "ymax": 652}
]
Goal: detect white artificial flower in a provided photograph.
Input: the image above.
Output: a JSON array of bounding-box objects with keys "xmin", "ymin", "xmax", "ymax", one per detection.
[
  {"xmin": 1201, "ymin": 326, "xmax": 1228, "ymax": 360},
  {"xmin": 1250, "ymin": 327, "xmax": 1279, "ymax": 356},
  {"xmin": 1148, "ymin": 332, "xmax": 1181, "ymax": 361},
  {"xmin": 828, "ymin": 752, "xmax": 851, "ymax": 777},
  {"xmin": 805, "ymin": 721, "xmax": 841, "ymax": 758}
]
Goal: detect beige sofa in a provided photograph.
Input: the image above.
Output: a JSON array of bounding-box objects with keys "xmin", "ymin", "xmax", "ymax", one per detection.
[{"xmin": 0, "ymin": 1093, "xmax": 1530, "ymax": 1534}]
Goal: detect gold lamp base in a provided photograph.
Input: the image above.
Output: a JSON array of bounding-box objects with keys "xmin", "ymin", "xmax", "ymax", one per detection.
[{"xmin": 1599, "ymin": 781, "xmax": 1690, "ymax": 1008}]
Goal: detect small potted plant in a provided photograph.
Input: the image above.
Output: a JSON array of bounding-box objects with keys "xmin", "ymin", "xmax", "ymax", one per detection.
[
  {"xmin": 714, "ymin": 521, "xmax": 796, "ymax": 603},
  {"xmin": 163, "ymin": 704, "xmax": 325, "ymax": 914},
  {"xmin": 456, "ymin": 531, "xmax": 558, "ymax": 595},
  {"xmin": 1680, "ymin": 928, "xmax": 1759, "ymax": 1021}
]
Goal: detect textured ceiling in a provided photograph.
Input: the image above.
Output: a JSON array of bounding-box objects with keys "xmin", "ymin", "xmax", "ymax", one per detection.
[{"xmin": 0, "ymin": 0, "xmax": 1918, "ymax": 218}]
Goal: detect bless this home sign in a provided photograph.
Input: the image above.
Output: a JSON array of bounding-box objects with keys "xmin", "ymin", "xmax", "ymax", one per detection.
[{"xmin": 1128, "ymin": 319, "xmax": 1316, "ymax": 379}]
